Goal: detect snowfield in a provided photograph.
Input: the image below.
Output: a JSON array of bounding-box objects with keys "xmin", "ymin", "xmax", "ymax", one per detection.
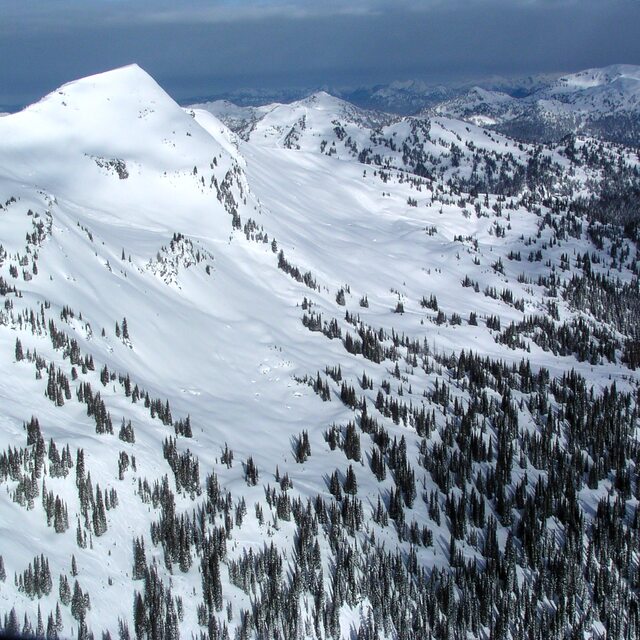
[{"xmin": 0, "ymin": 65, "xmax": 638, "ymax": 640}]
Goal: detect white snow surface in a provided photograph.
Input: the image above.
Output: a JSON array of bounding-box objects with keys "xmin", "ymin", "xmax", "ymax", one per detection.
[{"xmin": 0, "ymin": 64, "xmax": 637, "ymax": 638}]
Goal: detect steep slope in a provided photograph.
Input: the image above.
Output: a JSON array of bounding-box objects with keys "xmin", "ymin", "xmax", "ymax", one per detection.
[{"xmin": 0, "ymin": 66, "xmax": 638, "ymax": 640}]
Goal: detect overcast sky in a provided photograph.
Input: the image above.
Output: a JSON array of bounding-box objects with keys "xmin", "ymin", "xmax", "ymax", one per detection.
[{"xmin": 1, "ymin": 0, "xmax": 639, "ymax": 108}]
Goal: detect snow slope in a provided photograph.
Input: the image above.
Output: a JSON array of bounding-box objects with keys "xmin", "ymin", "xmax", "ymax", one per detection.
[{"xmin": 0, "ymin": 66, "xmax": 638, "ymax": 639}]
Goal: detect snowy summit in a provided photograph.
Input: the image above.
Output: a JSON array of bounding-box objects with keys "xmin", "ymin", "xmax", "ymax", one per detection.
[{"xmin": 0, "ymin": 64, "xmax": 638, "ymax": 640}]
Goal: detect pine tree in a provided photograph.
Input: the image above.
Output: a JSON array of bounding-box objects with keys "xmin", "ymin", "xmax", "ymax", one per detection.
[
  {"xmin": 329, "ymin": 471, "xmax": 342, "ymax": 501},
  {"xmin": 118, "ymin": 618, "xmax": 130, "ymax": 640},
  {"xmin": 15, "ymin": 337, "xmax": 24, "ymax": 361},
  {"xmin": 36, "ymin": 605, "xmax": 44, "ymax": 637},
  {"xmin": 22, "ymin": 613, "xmax": 33, "ymax": 637},
  {"xmin": 76, "ymin": 518, "xmax": 87, "ymax": 548},
  {"xmin": 344, "ymin": 465, "xmax": 358, "ymax": 495},
  {"xmin": 6, "ymin": 608, "xmax": 19, "ymax": 636},
  {"xmin": 54, "ymin": 496, "xmax": 69, "ymax": 533},
  {"xmin": 46, "ymin": 611, "xmax": 57, "ymax": 639},
  {"xmin": 294, "ymin": 430, "xmax": 311, "ymax": 463},
  {"xmin": 133, "ymin": 593, "xmax": 146, "ymax": 639},
  {"xmin": 59, "ymin": 574, "xmax": 71, "ymax": 605},
  {"xmin": 71, "ymin": 580, "xmax": 86, "ymax": 622},
  {"xmin": 93, "ymin": 485, "xmax": 107, "ymax": 536},
  {"xmin": 75, "ymin": 450, "xmax": 85, "ymax": 488},
  {"xmin": 55, "ymin": 603, "xmax": 63, "ymax": 633},
  {"xmin": 344, "ymin": 422, "xmax": 361, "ymax": 461},
  {"xmin": 132, "ymin": 537, "xmax": 146, "ymax": 580},
  {"xmin": 244, "ymin": 457, "xmax": 259, "ymax": 486},
  {"xmin": 119, "ymin": 418, "xmax": 135, "ymax": 443}
]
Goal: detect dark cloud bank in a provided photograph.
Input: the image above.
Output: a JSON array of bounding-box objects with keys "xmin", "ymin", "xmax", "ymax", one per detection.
[{"xmin": 1, "ymin": 0, "xmax": 639, "ymax": 109}]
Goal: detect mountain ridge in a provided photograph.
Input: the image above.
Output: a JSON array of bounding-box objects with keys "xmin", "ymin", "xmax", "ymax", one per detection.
[
  {"xmin": 192, "ymin": 64, "xmax": 640, "ymax": 146},
  {"xmin": 0, "ymin": 65, "xmax": 638, "ymax": 640}
]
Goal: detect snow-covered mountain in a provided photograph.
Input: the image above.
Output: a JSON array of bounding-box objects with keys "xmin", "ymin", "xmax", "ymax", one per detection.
[
  {"xmin": 197, "ymin": 85, "xmax": 634, "ymax": 195},
  {"xmin": 336, "ymin": 72, "xmax": 566, "ymax": 115},
  {"xmin": 192, "ymin": 65, "xmax": 640, "ymax": 145},
  {"xmin": 192, "ymin": 91, "xmax": 397, "ymax": 146},
  {"xmin": 430, "ymin": 64, "xmax": 640, "ymax": 145},
  {"xmin": 538, "ymin": 64, "xmax": 640, "ymax": 109},
  {"xmin": 0, "ymin": 65, "xmax": 639, "ymax": 640},
  {"xmin": 180, "ymin": 72, "xmax": 560, "ymax": 117}
]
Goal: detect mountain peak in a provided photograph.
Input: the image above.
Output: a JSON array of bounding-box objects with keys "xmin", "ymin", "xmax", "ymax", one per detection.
[
  {"xmin": 66, "ymin": 63, "xmax": 151, "ymax": 84},
  {"xmin": 17, "ymin": 63, "xmax": 190, "ymax": 145},
  {"xmin": 554, "ymin": 64, "xmax": 640, "ymax": 90},
  {"xmin": 46, "ymin": 63, "xmax": 172, "ymax": 109},
  {"xmin": 297, "ymin": 90, "xmax": 349, "ymax": 110},
  {"xmin": 0, "ymin": 64, "xmax": 234, "ymax": 207}
]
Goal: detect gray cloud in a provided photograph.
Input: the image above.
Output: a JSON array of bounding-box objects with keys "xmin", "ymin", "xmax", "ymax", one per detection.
[{"xmin": 1, "ymin": 0, "xmax": 639, "ymax": 109}]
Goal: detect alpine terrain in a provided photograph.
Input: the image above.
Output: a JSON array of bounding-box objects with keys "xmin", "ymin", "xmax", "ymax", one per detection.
[
  {"xmin": 424, "ymin": 65, "xmax": 640, "ymax": 147},
  {"xmin": 0, "ymin": 64, "xmax": 639, "ymax": 640}
]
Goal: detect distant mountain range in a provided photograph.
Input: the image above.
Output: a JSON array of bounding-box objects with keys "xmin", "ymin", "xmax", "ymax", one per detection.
[
  {"xmin": 182, "ymin": 71, "xmax": 564, "ymax": 114},
  {"xmin": 426, "ymin": 64, "xmax": 640, "ymax": 146},
  {"xmin": 191, "ymin": 65, "xmax": 640, "ymax": 146}
]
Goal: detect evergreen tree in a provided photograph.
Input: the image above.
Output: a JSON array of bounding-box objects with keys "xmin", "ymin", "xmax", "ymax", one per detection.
[
  {"xmin": 59, "ymin": 574, "xmax": 71, "ymax": 605},
  {"xmin": 71, "ymin": 580, "xmax": 87, "ymax": 622},
  {"xmin": 132, "ymin": 537, "xmax": 146, "ymax": 580},
  {"xmin": 343, "ymin": 465, "xmax": 358, "ymax": 495},
  {"xmin": 15, "ymin": 337, "xmax": 24, "ymax": 361},
  {"xmin": 92, "ymin": 485, "xmax": 107, "ymax": 536}
]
